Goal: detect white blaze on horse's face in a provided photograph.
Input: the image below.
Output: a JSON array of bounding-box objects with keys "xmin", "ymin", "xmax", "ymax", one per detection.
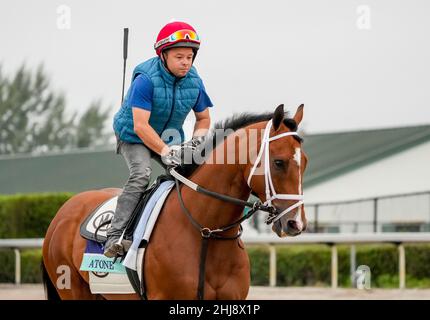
[
  {"xmin": 295, "ymin": 148, "xmax": 304, "ymax": 228},
  {"xmin": 294, "ymin": 147, "xmax": 303, "ymax": 197},
  {"xmin": 293, "ymin": 148, "xmax": 301, "ymax": 167}
]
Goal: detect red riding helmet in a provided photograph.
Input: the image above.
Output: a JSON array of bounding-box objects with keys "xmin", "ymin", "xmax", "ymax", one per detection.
[{"xmin": 154, "ymin": 21, "xmax": 201, "ymax": 56}]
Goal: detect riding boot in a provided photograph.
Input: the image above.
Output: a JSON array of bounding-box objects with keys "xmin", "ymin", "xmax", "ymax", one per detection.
[{"xmin": 104, "ymin": 192, "xmax": 141, "ymax": 257}]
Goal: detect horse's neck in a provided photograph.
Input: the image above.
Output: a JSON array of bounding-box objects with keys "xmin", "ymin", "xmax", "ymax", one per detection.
[
  {"xmin": 178, "ymin": 121, "xmax": 266, "ymax": 233},
  {"xmin": 181, "ymin": 140, "xmax": 254, "ymax": 234},
  {"xmin": 185, "ymin": 163, "xmax": 249, "ymax": 232}
]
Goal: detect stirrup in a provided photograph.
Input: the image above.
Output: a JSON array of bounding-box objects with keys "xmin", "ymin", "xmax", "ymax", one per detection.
[
  {"xmin": 103, "ymin": 242, "xmax": 124, "ymax": 258},
  {"xmin": 112, "ymin": 254, "xmax": 124, "ymax": 265}
]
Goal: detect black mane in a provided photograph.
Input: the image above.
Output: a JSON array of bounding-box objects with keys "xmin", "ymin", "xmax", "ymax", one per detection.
[{"xmin": 177, "ymin": 111, "xmax": 300, "ymax": 177}]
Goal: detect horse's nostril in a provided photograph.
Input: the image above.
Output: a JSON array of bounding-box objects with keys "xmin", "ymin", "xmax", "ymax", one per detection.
[{"xmin": 287, "ymin": 220, "xmax": 298, "ymax": 230}]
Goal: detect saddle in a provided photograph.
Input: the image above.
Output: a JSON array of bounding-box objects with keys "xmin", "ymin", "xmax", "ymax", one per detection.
[{"xmin": 80, "ymin": 174, "xmax": 174, "ymax": 244}]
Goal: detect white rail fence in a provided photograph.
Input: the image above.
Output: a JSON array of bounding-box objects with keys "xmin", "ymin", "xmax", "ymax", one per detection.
[
  {"xmin": 2, "ymin": 233, "xmax": 430, "ymax": 288},
  {"xmin": 0, "ymin": 238, "xmax": 43, "ymax": 285}
]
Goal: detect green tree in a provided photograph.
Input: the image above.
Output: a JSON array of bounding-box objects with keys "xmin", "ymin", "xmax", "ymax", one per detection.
[
  {"xmin": 75, "ymin": 100, "xmax": 111, "ymax": 148},
  {"xmin": 0, "ymin": 63, "xmax": 111, "ymax": 155}
]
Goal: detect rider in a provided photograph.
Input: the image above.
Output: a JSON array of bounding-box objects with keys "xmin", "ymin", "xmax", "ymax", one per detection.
[{"xmin": 104, "ymin": 21, "xmax": 213, "ymax": 258}]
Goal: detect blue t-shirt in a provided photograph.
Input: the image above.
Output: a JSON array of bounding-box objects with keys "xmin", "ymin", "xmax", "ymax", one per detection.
[{"xmin": 129, "ymin": 74, "xmax": 213, "ymax": 113}]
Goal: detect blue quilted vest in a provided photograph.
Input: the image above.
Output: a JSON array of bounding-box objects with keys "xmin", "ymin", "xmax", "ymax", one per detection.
[{"xmin": 113, "ymin": 57, "xmax": 202, "ymax": 145}]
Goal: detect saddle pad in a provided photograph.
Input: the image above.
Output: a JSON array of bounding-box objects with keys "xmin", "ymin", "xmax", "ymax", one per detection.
[
  {"xmin": 80, "ymin": 241, "xmax": 126, "ymax": 274},
  {"xmin": 87, "ymin": 250, "xmax": 145, "ymax": 294},
  {"xmin": 80, "ymin": 197, "xmax": 117, "ymax": 242},
  {"xmin": 79, "ymin": 240, "xmax": 144, "ymax": 294},
  {"xmin": 122, "ymin": 181, "xmax": 175, "ymax": 270}
]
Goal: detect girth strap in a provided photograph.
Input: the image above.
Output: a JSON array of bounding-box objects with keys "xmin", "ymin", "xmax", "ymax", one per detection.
[{"xmin": 197, "ymin": 236, "xmax": 210, "ymax": 300}]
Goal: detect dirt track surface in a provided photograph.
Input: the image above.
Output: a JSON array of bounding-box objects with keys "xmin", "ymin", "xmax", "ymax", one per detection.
[{"xmin": 1, "ymin": 284, "xmax": 430, "ymax": 300}]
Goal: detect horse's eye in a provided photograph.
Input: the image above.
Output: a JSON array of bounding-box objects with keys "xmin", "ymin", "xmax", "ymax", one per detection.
[{"xmin": 274, "ymin": 159, "xmax": 285, "ymax": 168}]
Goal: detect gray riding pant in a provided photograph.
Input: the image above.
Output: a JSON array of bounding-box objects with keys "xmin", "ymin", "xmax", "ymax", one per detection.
[{"xmin": 107, "ymin": 139, "xmax": 152, "ymax": 240}]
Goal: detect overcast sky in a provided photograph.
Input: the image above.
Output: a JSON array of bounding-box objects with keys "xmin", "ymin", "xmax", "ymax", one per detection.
[{"xmin": 1, "ymin": 0, "xmax": 429, "ymax": 139}]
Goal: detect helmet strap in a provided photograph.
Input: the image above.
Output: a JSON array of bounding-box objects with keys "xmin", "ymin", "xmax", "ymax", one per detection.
[
  {"xmin": 161, "ymin": 50, "xmax": 176, "ymax": 77},
  {"xmin": 192, "ymin": 48, "xmax": 198, "ymax": 63}
]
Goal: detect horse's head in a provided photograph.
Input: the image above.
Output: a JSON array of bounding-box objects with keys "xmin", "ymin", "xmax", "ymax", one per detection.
[{"xmin": 246, "ymin": 104, "xmax": 308, "ymax": 237}]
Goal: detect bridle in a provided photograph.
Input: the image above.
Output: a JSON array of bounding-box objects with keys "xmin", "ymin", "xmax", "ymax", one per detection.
[
  {"xmin": 168, "ymin": 118, "xmax": 304, "ymax": 300},
  {"xmin": 247, "ymin": 119, "xmax": 304, "ymax": 224}
]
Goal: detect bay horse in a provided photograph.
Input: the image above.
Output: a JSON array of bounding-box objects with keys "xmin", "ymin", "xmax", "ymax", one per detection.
[{"xmin": 42, "ymin": 104, "xmax": 308, "ymax": 300}]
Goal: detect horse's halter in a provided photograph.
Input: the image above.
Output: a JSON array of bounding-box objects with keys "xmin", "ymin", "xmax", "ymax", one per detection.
[{"xmin": 247, "ymin": 119, "xmax": 304, "ymax": 224}]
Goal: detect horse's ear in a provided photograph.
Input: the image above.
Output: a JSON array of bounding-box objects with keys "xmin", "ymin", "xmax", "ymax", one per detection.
[
  {"xmin": 293, "ymin": 104, "xmax": 304, "ymax": 126},
  {"xmin": 273, "ymin": 104, "xmax": 285, "ymax": 131}
]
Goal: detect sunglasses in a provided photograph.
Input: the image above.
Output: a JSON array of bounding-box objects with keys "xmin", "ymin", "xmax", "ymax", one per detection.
[{"xmin": 155, "ymin": 29, "xmax": 200, "ymax": 49}]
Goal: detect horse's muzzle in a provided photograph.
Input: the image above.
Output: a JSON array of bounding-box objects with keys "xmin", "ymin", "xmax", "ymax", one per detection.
[{"xmin": 272, "ymin": 219, "xmax": 302, "ymax": 237}]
